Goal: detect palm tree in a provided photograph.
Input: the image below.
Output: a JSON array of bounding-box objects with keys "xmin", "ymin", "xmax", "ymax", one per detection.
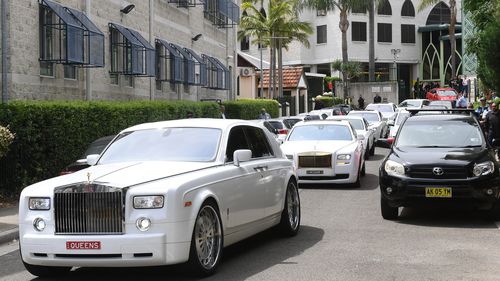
[
  {"xmin": 239, "ymin": 0, "xmax": 312, "ymax": 99},
  {"xmin": 418, "ymin": 0, "xmax": 458, "ymax": 79},
  {"xmin": 300, "ymin": 0, "xmax": 369, "ymax": 97}
]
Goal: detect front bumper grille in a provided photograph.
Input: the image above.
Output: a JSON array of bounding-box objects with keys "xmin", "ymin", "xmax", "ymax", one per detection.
[
  {"xmin": 407, "ymin": 165, "xmax": 469, "ymax": 179},
  {"xmin": 54, "ymin": 187, "xmax": 123, "ymax": 235},
  {"xmin": 298, "ymin": 153, "xmax": 332, "ymax": 168}
]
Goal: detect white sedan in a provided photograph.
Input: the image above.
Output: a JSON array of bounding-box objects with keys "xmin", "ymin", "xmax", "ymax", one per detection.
[
  {"xmin": 347, "ymin": 110, "xmax": 388, "ymax": 140},
  {"xmin": 19, "ymin": 119, "xmax": 299, "ymax": 277},
  {"xmin": 326, "ymin": 116, "xmax": 376, "ymax": 159},
  {"xmin": 280, "ymin": 120, "xmax": 366, "ymax": 187}
]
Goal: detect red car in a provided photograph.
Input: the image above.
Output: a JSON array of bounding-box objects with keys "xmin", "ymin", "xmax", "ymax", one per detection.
[{"xmin": 426, "ymin": 87, "xmax": 458, "ymax": 101}]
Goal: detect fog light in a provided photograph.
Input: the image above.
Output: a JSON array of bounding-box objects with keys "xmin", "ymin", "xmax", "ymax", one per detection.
[
  {"xmin": 486, "ymin": 189, "xmax": 494, "ymax": 195},
  {"xmin": 386, "ymin": 187, "xmax": 393, "ymax": 194},
  {"xmin": 33, "ymin": 218, "xmax": 46, "ymax": 232},
  {"xmin": 136, "ymin": 217, "xmax": 151, "ymax": 232}
]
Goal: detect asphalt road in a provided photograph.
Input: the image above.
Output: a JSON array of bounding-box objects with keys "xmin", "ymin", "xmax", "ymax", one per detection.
[{"xmin": 1, "ymin": 148, "xmax": 500, "ymax": 281}]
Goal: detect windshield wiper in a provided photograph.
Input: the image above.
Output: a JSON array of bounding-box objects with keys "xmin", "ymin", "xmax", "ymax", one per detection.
[{"xmin": 414, "ymin": 145, "xmax": 449, "ymax": 148}]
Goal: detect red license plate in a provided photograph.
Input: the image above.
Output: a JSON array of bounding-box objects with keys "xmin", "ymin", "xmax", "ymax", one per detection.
[{"xmin": 66, "ymin": 241, "xmax": 101, "ymax": 250}]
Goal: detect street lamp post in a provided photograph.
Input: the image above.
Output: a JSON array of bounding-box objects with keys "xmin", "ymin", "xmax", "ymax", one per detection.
[{"xmin": 390, "ymin": 48, "xmax": 401, "ymax": 81}]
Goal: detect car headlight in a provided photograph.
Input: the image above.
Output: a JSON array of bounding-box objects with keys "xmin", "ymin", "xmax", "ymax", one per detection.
[
  {"xmin": 29, "ymin": 198, "xmax": 50, "ymax": 210},
  {"xmin": 384, "ymin": 160, "xmax": 405, "ymax": 177},
  {"xmin": 133, "ymin": 196, "xmax": 164, "ymax": 209},
  {"xmin": 473, "ymin": 161, "xmax": 495, "ymax": 177},
  {"xmin": 337, "ymin": 154, "xmax": 351, "ymax": 160}
]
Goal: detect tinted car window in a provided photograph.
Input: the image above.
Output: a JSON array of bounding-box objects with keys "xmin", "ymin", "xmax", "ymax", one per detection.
[
  {"xmin": 283, "ymin": 118, "xmax": 301, "ymax": 129},
  {"xmin": 437, "ymin": 90, "xmax": 457, "ymax": 97},
  {"xmin": 267, "ymin": 121, "xmax": 284, "ymax": 130},
  {"xmin": 396, "ymin": 119, "xmax": 483, "ymax": 147},
  {"xmin": 99, "ymin": 128, "xmax": 221, "ymax": 163},
  {"xmin": 288, "ymin": 125, "xmax": 352, "ymax": 141},
  {"xmin": 349, "ymin": 112, "xmax": 380, "ymax": 122},
  {"xmin": 226, "ymin": 126, "xmax": 251, "ymax": 162},
  {"xmin": 244, "ymin": 127, "xmax": 274, "ymax": 158}
]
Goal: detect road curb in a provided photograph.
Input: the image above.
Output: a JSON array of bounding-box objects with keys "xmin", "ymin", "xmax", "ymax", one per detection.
[{"xmin": 0, "ymin": 228, "xmax": 19, "ymax": 245}]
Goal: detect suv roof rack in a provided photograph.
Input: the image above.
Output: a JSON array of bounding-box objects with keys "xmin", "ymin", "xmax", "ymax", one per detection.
[{"xmin": 406, "ymin": 108, "xmax": 474, "ymax": 116}]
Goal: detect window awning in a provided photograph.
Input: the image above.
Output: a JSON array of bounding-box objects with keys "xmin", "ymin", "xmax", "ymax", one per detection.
[
  {"xmin": 109, "ymin": 23, "xmax": 155, "ymax": 76},
  {"xmin": 203, "ymin": 55, "xmax": 230, "ymax": 90},
  {"xmin": 417, "ymin": 24, "xmax": 462, "ymax": 33},
  {"xmin": 40, "ymin": 0, "xmax": 104, "ymax": 67},
  {"xmin": 184, "ymin": 48, "xmax": 207, "ymax": 86},
  {"xmin": 218, "ymin": 0, "xmax": 240, "ymax": 25},
  {"xmin": 155, "ymin": 39, "xmax": 183, "ymax": 83},
  {"xmin": 171, "ymin": 44, "xmax": 196, "ymax": 84}
]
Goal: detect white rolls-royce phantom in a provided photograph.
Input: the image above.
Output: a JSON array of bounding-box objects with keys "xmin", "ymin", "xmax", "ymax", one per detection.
[{"xmin": 19, "ymin": 119, "xmax": 300, "ymax": 277}]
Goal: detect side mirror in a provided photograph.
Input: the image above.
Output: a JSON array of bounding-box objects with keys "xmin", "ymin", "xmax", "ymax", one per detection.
[
  {"xmin": 233, "ymin": 149, "xmax": 252, "ymax": 167},
  {"xmin": 376, "ymin": 138, "xmax": 394, "ymax": 149},
  {"xmin": 86, "ymin": 154, "xmax": 100, "ymax": 166}
]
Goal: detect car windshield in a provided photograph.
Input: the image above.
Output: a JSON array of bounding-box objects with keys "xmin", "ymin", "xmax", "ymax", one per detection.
[
  {"xmin": 283, "ymin": 118, "xmax": 301, "ymax": 129},
  {"xmin": 395, "ymin": 112, "xmax": 410, "ymax": 125},
  {"xmin": 396, "ymin": 119, "xmax": 483, "ymax": 147},
  {"xmin": 344, "ymin": 119, "xmax": 364, "ymax": 130},
  {"xmin": 349, "ymin": 112, "xmax": 380, "ymax": 123},
  {"xmin": 288, "ymin": 124, "xmax": 352, "ymax": 141},
  {"xmin": 268, "ymin": 121, "xmax": 284, "ymax": 130},
  {"xmin": 99, "ymin": 127, "xmax": 221, "ymax": 163},
  {"xmin": 366, "ymin": 104, "xmax": 394, "ymax": 112},
  {"xmin": 437, "ymin": 90, "xmax": 457, "ymax": 97},
  {"xmin": 400, "ymin": 100, "xmax": 421, "ymax": 107}
]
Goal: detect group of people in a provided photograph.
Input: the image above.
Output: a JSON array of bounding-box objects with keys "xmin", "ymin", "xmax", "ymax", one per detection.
[{"xmin": 412, "ymin": 76, "xmax": 470, "ymax": 100}]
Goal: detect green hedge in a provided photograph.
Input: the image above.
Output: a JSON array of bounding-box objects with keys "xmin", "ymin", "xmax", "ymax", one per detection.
[
  {"xmin": 315, "ymin": 96, "xmax": 344, "ymax": 108},
  {"xmin": 223, "ymin": 99, "xmax": 279, "ymax": 120},
  {"xmin": 0, "ymin": 99, "xmax": 281, "ymax": 196}
]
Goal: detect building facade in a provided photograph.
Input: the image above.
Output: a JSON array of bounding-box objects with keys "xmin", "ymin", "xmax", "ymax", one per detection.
[
  {"xmin": 239, "ymin": 0, "xmax": 463, "ymax": 102},
  {"xmin": 0, "ymin": 0, "xmax": 239, "ymax": 102}
]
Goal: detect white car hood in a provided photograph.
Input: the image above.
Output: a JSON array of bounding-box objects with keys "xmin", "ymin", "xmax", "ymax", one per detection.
[
  {"xmin": 24, "ymin": 162, "xmax": 217, "ymax": 193},
  {"xmin": 281, "ymin": 140, "xmax": 354, "ymax": 155}
]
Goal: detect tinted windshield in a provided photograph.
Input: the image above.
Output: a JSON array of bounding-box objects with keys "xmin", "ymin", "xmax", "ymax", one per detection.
[
  {"xmin": 99, "ymin": 127, "xmax": 221, "ymax": 163},
  {"xmin": 349, "ymin": 112, "xmax": 380, "ymax": 122},
  {"xmin": 267, "ymin": 121, "xmax": 284, "ymax": 130},
  {"xmin": 283, "ymin": 118, "xmax": 301, "ymax": 129},
  {"xmin": 400, "ymin": 100, "xmax": 421, "ymax": 107},
  {"xmin": 288, "ymin": 125, "xmax": 352, "ymax": 141},
  {"xmin": 365, "ymin": 104, "xmax": 394, "ymax": 112},
  {"xmin": 437, "ymin": 90, "xmax": 457, "ymax": 97},
  {"xmin": 396, "ymin": 119, "xmax": 483, "ymax": 147}
]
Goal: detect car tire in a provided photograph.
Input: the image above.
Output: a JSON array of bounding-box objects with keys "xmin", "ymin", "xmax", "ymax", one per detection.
[
  {"xmin": 187, "ymin": 200, "xmax": 223, "ymax": 277},
  {"xmin": 360, "ymin": 161, "xmax": 366, "ymax": 176},
  {"xmin": 364, "ymin": 148, "xmax": 370, "ymax": 160},
  {"xmin": 22, "ymin": 261, "xmax": 71, "ymax": 278},
  {"xmin": 352, "ymin": 163, "xmax": 361, "ymax": 188},
  {"xmin": 487, "ymin": 202, "xmax": 500, "ymax": 220},
  {"xmin": 279, "ymin": 180, "xmax": 301, "ymax": 237},
  {"xmin": 381, "ymin": 197, "xmax": 399, "ymax": 220}
]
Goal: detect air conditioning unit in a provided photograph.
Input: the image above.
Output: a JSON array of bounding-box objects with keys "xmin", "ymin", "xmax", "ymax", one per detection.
[{"xmin": 240, "ymin": 67, "xmax": 254, "ymax": 76}]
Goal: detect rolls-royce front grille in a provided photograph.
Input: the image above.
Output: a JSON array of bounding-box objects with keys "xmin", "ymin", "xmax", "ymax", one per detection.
[
  {"xmin": 298, "ymin": 153, "xmax": 332, "ymax": 168},
  {"xmin": 54, "ymin": 192, "xmax": 123, "ymax": 235}
]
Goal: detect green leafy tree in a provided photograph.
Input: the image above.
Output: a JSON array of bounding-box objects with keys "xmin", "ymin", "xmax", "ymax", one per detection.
[{"xmin": 418, "ymin": 0, "xmax": 458, "ymax": 79}]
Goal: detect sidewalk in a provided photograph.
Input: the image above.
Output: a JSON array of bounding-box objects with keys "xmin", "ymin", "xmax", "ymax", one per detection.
[{"xmin": 0, "ymin": 205, "xmax": 19, "ymax": 245}]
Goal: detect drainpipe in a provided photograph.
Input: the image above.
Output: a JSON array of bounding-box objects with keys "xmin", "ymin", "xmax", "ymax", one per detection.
[
  {"xmin": 85, "ymin": 0, "xmax": 91, "ymax": 101},
  {"xmin": 149, "ymin": 0, "xmax": 154, "ymax": 100},
  {"xmin": 1, "ymin": 0, "xmax": 8, "ymax": 103}
]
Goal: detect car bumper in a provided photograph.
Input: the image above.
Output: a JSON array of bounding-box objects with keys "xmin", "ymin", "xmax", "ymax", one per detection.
[
  {"xmin": 19, "ymin": 220, "xmax": 193, "ymax": 267},
  {"xmin": 297, "ymin": 165, "xmax": 358, "ymax": 184},
  {"xmin": 379, "ymin": 174, "xmax": 500, "ymax": 208}
]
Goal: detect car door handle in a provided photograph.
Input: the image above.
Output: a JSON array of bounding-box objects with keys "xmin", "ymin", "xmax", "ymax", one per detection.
[{"xmin": 254, "ymin": 165, "xmax": 268, "ymax": 171}]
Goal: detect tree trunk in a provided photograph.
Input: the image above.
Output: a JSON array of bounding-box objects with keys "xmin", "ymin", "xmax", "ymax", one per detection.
[
  {"xmin": 449, "ymin": 0, "xmax": 457, "ymax": 79},
  {"xmin": 369, "ymin": 0, "xmax": 375, "ymax": 82},
  {"xmin": 278, "ymin": 39, "xmax": 283, "ymax": 99},
  {"xmin": 339, "ymin": 8, "xmax": 349, "ymax": 99},
  {"xmin": 269, "ymin": 38, "xmax": 274, "ymax": 99}
]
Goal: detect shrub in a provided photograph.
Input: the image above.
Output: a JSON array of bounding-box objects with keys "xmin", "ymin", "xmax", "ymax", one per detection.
[
  {"xmin": 0, "ymin": 126, "xmax": 14, "ymax": 159},
  {"xmin": 223, "ymin": 99, "xmax": 279, "ymax": 120}
]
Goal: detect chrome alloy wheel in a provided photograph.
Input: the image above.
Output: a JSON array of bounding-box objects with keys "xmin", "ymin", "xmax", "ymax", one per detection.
[
  {"xmin": 287, "ymin": 184, "xmax": 300, "ymax": 230},
  {"xmin": 194, "ymin": 205, "xmax": 222, "ymax": 270}
]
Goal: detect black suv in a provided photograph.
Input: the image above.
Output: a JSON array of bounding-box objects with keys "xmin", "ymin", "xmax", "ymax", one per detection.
[{"xmin": 378, "ymin": 109, "xmax": 500, "ymax": 220}]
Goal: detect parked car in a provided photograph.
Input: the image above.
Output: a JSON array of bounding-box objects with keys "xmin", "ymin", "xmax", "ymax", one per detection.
[
  {"xmin": 282, "ymin": 117, "xmax": 303, "ymax": 129},
  {"xmin": 347, "ymin": 110, "xmax": 389, "ymax": 140},
  {"xmin": 19, "ymin": 119, "xmax": 300, "ymax": 277},
  {"xmin": 326, "ymin": 115, "xmax": 376, "ymax": 159},
  {"xmin": 59, "ymin": 135, "xmax": 116, "ymax": 175},
  {"xmin": 280, "ymin": 120, "xmax": 366, "ymax": 187},
  {"xmin": 364, "ymin": 103, "xmax": 397, "ymax": 120},
  {"xmin": 377, "ymin": 110, "xmax": 500, "ymax": 220},
  {"xmin": 398, "ymin": 99, "xmax": 430, "ymax": 108},
  {"xmin": 425, "ymin": 87, "xmax": 457, "ymax": 102},
  {"xmin": 388, "ymin": 109, "xmax": 410, "ymax": 138}
]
